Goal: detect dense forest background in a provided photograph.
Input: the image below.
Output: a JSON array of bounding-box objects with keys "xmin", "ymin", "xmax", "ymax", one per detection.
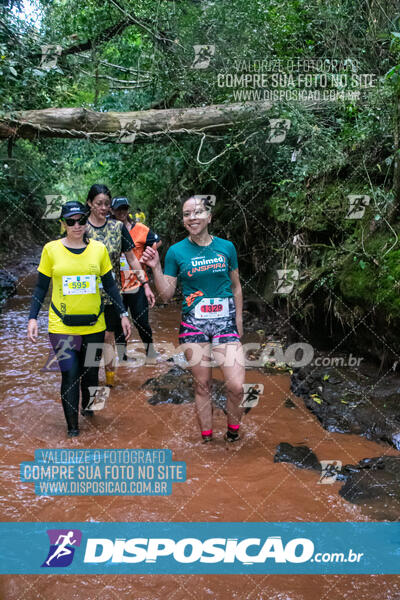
[{"xmin": 1, "ymin": 0, "xmax": 400, "ymax": 362}]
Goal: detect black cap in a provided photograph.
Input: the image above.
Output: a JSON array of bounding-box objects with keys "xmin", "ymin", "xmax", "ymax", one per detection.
[
  {"xmin": 61, "ymin": 201, "xmax": 88, "ymax": 219},
  {"xmin": 112, "ymin": 197, "xmax": 130, "ymax": 210}
]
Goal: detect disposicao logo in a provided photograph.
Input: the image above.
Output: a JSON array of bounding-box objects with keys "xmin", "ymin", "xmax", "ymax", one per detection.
[
  {"xmin": 41, "ymin": 529, "xmax": 82, "ymax": 567},
  {"xmin": 83, "ymin": 536, "xmax": 314, "ymax": 564}
]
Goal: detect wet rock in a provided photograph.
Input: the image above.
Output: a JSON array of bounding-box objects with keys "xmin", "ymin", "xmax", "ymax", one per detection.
[
  {"xmin": 142, "ymin": 365, "xmax": 227, "ymax": 411},
  {"xmin": 284, "ymin": 397, "xmax": 297, "ymax": 409},
  {"xmin": 0, "ymin": 245, "xmax": 41, "ymax": 312},
  {"xmin": 291, "ymin": 364, "xmax": 400, "ymax": 450},
  {"xmin": 242, "ymin": 298, "xmax": 291, "ymax": 344},
  {"xmin": 339, "ymin": 456, "xmax": 400, "ymax": 503},
  {"xmin": 274, "ymin": 442, "xmax": 321, "ymax": 471},
  {"xmin": 0, "ymin": 270, "xmax": 17, "ymax": 304},
  {"xmin": 273, "ymin": 443, "xmax": 400, "ymax": 508}
]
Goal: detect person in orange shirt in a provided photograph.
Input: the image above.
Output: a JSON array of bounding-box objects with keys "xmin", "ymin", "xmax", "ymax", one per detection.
[{"xmin": 111, "ymin": 197, "xmax": 161, "ymax": 360}]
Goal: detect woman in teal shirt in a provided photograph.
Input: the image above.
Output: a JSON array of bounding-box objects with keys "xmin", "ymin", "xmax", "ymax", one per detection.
[{"xmin": 142, "ymin": 196, "xmax": 244, "ymax": 444}]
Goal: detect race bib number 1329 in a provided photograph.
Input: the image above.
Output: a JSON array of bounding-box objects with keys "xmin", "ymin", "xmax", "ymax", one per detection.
[{"xmin": 194, "ymin": 297, "xmax": 229, "ymax": 319}]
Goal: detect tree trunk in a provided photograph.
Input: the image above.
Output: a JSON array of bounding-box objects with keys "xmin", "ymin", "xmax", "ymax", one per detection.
[{"xmin": 0, "ymin": 102, "xmax": 273, "ymax": 143}]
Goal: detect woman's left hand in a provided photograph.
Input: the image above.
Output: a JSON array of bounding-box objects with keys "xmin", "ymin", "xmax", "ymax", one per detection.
[
  {"xmin": 236, "ymin": 319, "xmax": 243, "ymax": 338},
  {"xmin": 144, "ymin": 283, "xmax": 155, "ymax": 308},
  {"xmin": 121, "ymin": 316, "xmax": 132, "ymax": 340}
]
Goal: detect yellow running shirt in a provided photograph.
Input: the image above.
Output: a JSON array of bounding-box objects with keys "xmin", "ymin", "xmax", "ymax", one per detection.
[{"xmin": 37, "ymin": 238, "xmax": 112, "ymax": 335}]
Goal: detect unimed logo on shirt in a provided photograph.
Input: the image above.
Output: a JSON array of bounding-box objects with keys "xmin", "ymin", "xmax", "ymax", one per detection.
[{"xmin": 187, "ymin": 254, "xmax": 226, "ymax": 277}]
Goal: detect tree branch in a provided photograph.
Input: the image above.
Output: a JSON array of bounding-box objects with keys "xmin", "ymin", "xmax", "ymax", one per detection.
[
  {"xmin": 108, "ymin": 0, "xmax": 181, "ymax": 48},
  {"xmin": 62, "ymin": 19, "xmax": 131, "ymax": 56},
  {"xmin": 80, "ymin": 68, "xmax": 151, "ymax": 86},
  {"xmin": 0, "ymin": 102, "xmax": 274, "ymax": 142},
  {"xmin": 78, "ymin": 55, "xmax": 152, "ymax": 74}
]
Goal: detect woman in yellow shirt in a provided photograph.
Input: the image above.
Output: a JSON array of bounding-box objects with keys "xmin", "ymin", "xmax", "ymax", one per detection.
[{"xmin": 27, "ymin": 201, "xmax": 131, "ymax": 437}]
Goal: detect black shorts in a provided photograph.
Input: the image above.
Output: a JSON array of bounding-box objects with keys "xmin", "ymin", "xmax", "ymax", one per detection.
[
  {"xmin": 104, "ymin": 304, "xmax": 121, "ymax": 333},
  {"xmin": 179, "ymin": 297, "xmax": 240, "ymax": 345}
]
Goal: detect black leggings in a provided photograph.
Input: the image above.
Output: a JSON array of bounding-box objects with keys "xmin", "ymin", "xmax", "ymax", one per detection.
[
  {"xmin": 49, "ymin": 330, "xmax": 105, "ymax": 431},
  {"xmin": 115, "ymin": 287, "xmax": 153, "ymax": 354}
]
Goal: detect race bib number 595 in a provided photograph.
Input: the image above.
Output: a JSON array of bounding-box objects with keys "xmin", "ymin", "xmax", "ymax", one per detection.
[{"xmin": 62, "ymin": 275, "xmax": 96, "ymax": 295}]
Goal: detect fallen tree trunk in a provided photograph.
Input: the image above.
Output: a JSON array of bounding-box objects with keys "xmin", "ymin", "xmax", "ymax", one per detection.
[{"xmin": 0, "ymin": 102, "xmax": 274, "ymax": 143}]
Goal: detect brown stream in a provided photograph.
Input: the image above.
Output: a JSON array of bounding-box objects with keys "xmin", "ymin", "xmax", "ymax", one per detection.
[{"xmin": 0, "ymin": 273, "xmax": 399, "ymax": 599}]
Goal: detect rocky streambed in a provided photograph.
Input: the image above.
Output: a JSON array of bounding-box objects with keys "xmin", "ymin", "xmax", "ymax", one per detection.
[
  {"xmin": 143, "ymin": 360, "xmax": 400, "ymax": 512},
  {"xmin": 275, "ymin": 442, "xmax": 400, "ymax": 507},
  {"xmin": 291, "ymin": 364, "xmax": 400, "ymax": 450},
  {"xmin": 0, "ymin": 270, "xmax": 17, "ymax": 306},
  {"xmin": 0, "ymin": 246, "xmax": 41, "ymax": 310},
  {"xmin": 142, "ymin": 364, "xmax": 227, "ymax": 412}
]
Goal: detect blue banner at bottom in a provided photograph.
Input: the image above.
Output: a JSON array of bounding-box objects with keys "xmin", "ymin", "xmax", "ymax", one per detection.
[{"xmin": 0, "ymin": 522, "xmax": 399, "ymax": 574}]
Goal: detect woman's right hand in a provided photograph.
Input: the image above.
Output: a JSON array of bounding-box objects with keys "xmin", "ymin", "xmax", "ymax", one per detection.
[
  {"xmin": 142, "ymin": 244, "xmax": 160, "ymax": 269},
  {"xmin": 27, "ymin": 319, "xmax": 38, "ymax": 342},
  {"xmin": 121, "ymin": 316, "xmax": 132, "ymax": 341}
]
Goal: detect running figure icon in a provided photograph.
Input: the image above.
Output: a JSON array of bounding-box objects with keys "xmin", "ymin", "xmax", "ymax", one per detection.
[
  {"xmin": 45, "ymin": 531, "xmax": 77, "ymax": 565},
  {"xmin": 43, "ymin": 335, "xmax": 77, "ymax": 371}
]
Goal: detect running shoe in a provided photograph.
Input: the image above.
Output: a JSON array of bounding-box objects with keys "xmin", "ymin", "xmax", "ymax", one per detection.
[
  {"xmin": 224, "ymin": 431, "xmax": 241, "ymax": 443},
  {"xmin": 81, "ymin": 409, "xmax": 94, "ymax": 417},
  {"xmin": 68, "ymin": 429, "xmax": 79, "ymax": 437}
]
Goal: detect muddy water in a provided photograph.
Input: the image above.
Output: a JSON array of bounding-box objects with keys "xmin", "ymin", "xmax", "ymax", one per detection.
[{"xmin": 1, "ymin": 273, "xmax": 399, "ymax": 599}]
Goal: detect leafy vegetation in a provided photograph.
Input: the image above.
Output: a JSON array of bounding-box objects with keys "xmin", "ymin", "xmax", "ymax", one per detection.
[{"xmin": 1, "ymin": 0, "xmax": 400, "ymax": 357}]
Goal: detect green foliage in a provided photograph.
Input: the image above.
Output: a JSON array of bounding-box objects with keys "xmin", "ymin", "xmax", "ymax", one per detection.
[
  {"xmin": 337, "ymin": 246, "xmax": 400, "ymax": 320},
  {"xmin": 1, "ymin": 0, "xmax": 400, "ymax": 334}
]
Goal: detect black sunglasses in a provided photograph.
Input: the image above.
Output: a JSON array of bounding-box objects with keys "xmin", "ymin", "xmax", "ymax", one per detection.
[{"xmin": 63, "ymin": 215, "xmax": 88, "ymax": 226}]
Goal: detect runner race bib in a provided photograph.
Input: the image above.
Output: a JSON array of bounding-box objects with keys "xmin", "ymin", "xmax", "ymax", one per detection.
[
  {"xmin": 194, "ymin": 297, "xmax": 229, "ymax": 319},
  {"xmin": 120, "ymin": 256, "xmax": 129, "ymax": 271},
  {"xmin": 121, "ymin": 256, "xmax": 142, "ymax": 293},
  {"xmin": 62, "ymin": 275, "xmax": 96, "ymax": 295}
]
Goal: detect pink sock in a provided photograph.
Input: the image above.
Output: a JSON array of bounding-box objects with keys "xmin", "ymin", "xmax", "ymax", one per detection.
[{"xmin": 227, "ymin": 423, "xmax": 240, "ymax": 432}]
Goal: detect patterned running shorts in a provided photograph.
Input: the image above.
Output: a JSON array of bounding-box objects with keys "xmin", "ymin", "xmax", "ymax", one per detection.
[{"xmin": 179, "ymin": 297, "xmax": 240, "ymax": 345}]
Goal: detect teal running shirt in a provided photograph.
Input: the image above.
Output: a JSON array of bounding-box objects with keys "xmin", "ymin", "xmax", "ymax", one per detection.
[{"xmin": 164, "ymin": 236, "xmax": 238, "ymax": 313}]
